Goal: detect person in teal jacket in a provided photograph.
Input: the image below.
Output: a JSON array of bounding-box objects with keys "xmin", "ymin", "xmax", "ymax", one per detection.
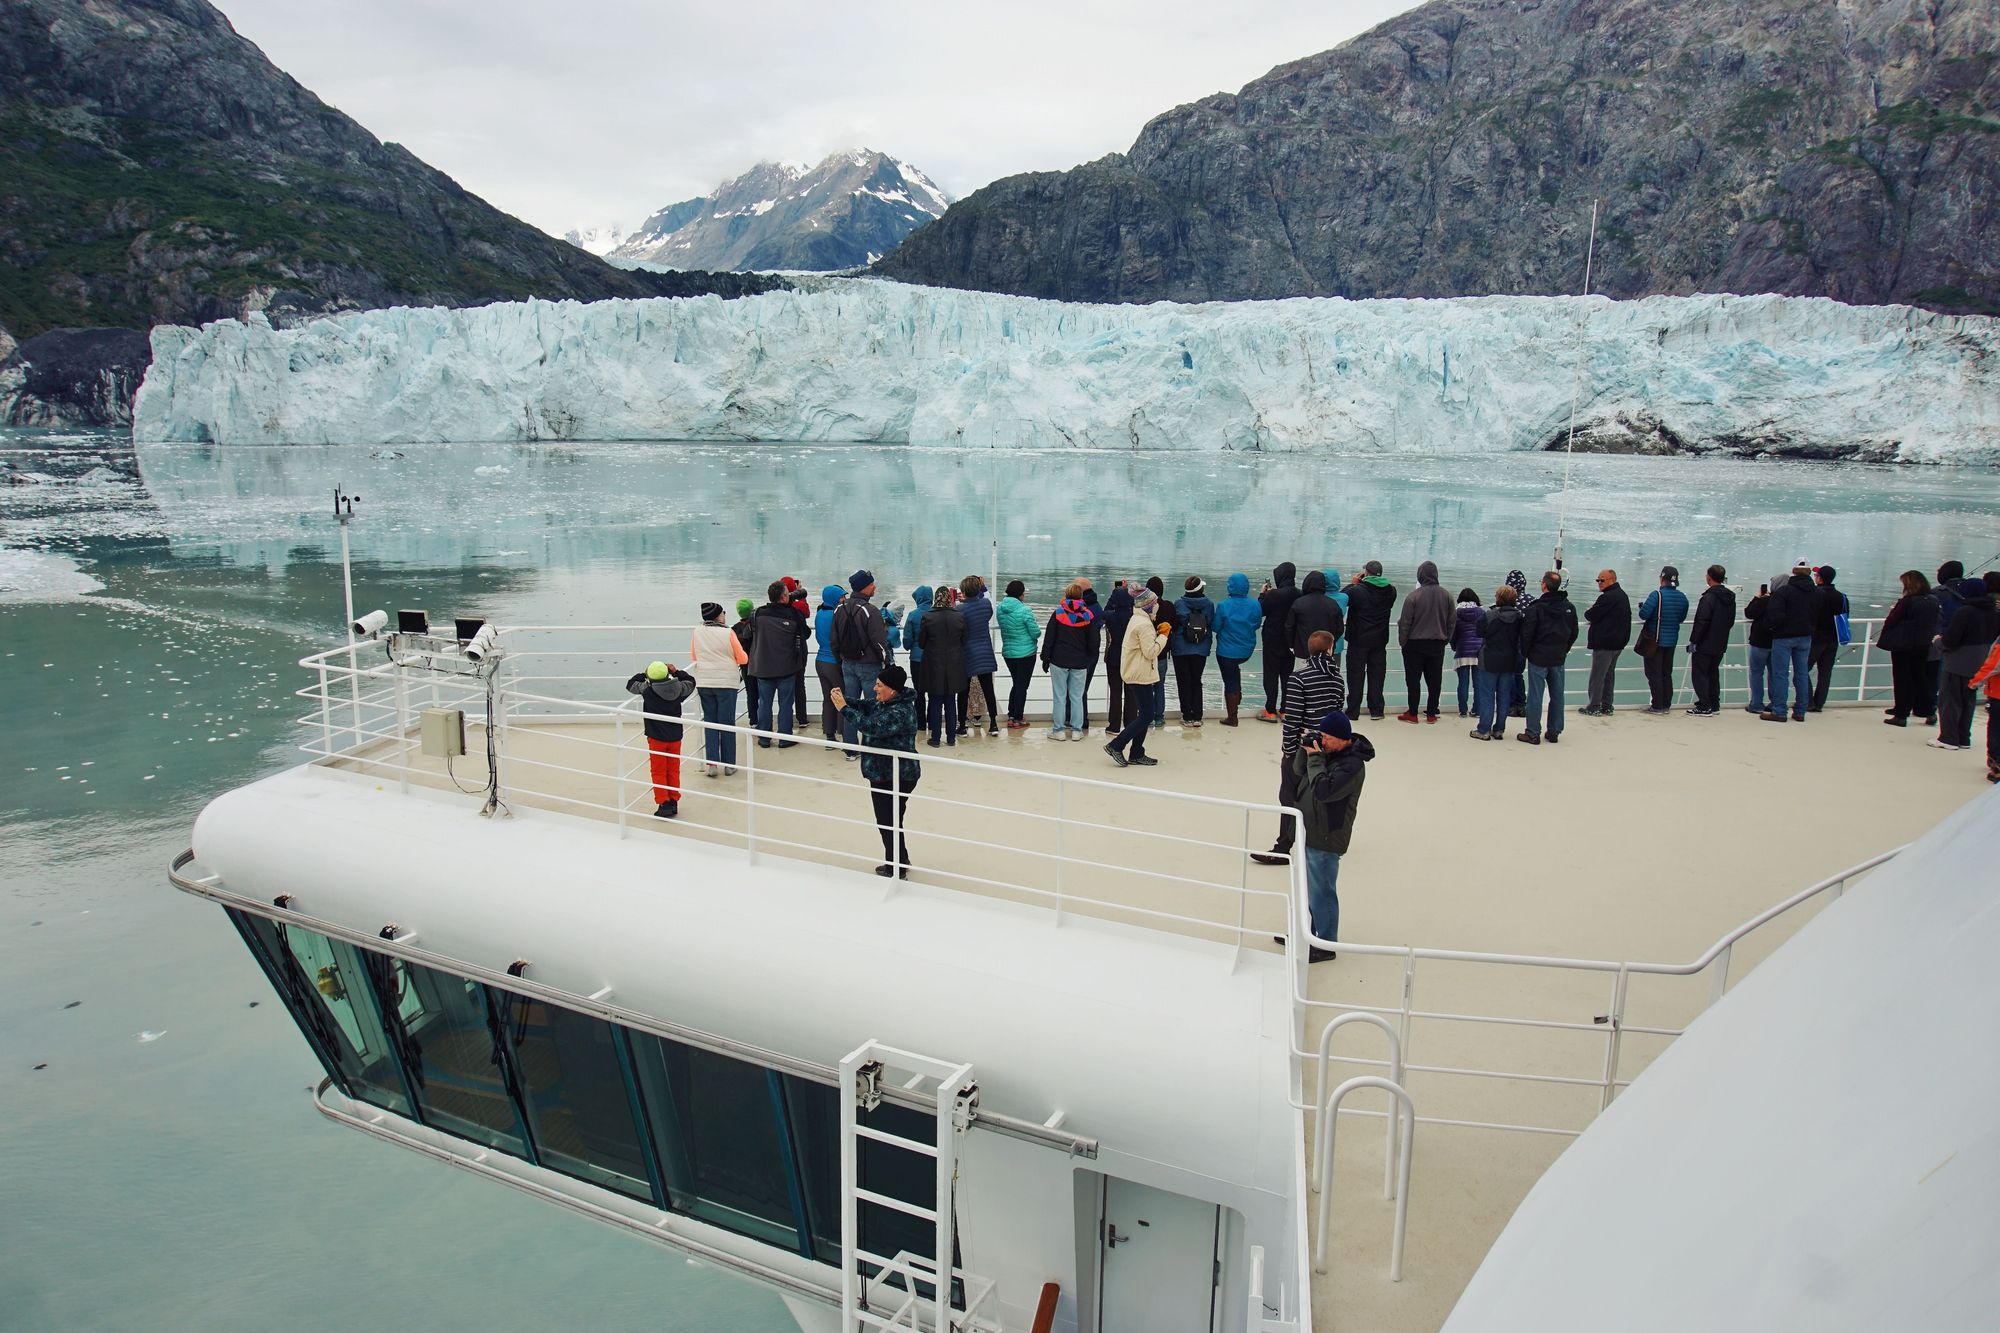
[
  {"xmin": 1213, "ymin": 572, "xmax": 1264, "ymax": 726},
  {"xmin": 1326, "ymin": 570, "xmax": 1351, "ymax": 656},
  {"xmin": 812, "ymin": 583, "xmax": 846, "ymax": 741},
  {"xmin": 998, "ymin": 579, "xmax": 1041, "ymax": 727},
  {"xmin": 903, "ymin": 585, "xmax": 933, "ymax": 722}
]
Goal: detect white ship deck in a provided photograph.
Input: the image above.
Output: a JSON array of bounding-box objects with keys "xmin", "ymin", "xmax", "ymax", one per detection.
[{"xmin": 293, "ymin": 622, "xmax": 1986, "ymax": 1332}]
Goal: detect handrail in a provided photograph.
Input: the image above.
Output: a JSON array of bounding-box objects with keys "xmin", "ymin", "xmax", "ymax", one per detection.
[
  {"xmin": 1312, "ymin": 1076, "xmax": 1414, "ymax": 1280},
  {"xmin": 1305, "ymin": 1014, "xmax": 1403, "ymax": 1202}
]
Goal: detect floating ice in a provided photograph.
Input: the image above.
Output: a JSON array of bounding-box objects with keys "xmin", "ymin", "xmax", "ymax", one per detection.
[
  {"xmin": 137, "ymin": 1030, "xmax": 166, "ymax": 1043},
  {"xmin": 0, "ymin": 549, "xmax": 104, "ymax": 604},
  {"xmin": 132, "ymin": 284, "xmax": 2000, "ymax": 462}
]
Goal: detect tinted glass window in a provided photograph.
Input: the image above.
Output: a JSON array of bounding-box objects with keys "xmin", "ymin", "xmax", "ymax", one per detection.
[
  {"xmin": 495, "ymin": 994, "xmax": 652, "ymax": 1201},
  {"xmin": 629, "ymin": 1035, "xmax": 805, "ymax": 1250},
  {"xmin": 785, "ymin": 1076, "xmax": 940, "ymax": 1277},
  {"xmin": 381, "ymin": 958, "xmax": 529, "ymax": 1155},
  {"xmin": 229, "ymin": 911, "xmax": 411, "ymax": 1116}
]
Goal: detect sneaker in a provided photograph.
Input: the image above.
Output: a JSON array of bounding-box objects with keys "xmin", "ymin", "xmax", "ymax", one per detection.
[
  {"xmin": 1517, "ymin": 732, "xmax": 1541, "ymax": 745},
  {"xmin": 723, "ymin": 766, "xmax": 736, "ymax": 776},
  {"xmin": 1131, "ymin": 754, "xmax": 1159, "ymax": 766},
  {"xmin": 1425, "ymin": 714, "xmax": 1440, "ymax": 723},
  {"xmin": 1577, "ymin": 706, "xmax": 1601, "ymax": 717},
  {"xmin": 1469, "ymin": 728, "xmax": 1491, "ymax": 740},
  {"xmin": 1047, "ymin": 729, "xmax": 1064, "ymax": 741},
  {"xmin": 654, "ymin": 801, "xmax": 678, "ymax": 819},
  {"xmin": 1067, "ymin": 729, "xmax": 1085, "ymax": 742},
  {"xmin": 988, "ymin": 724, "xmax": 1000, "ymax": 736},
  {"xmin": 1259, "ymin": 709, "xmax": 1280, "ymax": 723},
  {"xmin": 1369, "ymin": 712, "xmax": 1386, "ymax": 721},
  {"xmin": 1927, "ymin": 738, "xmax": 1965, "ymax": 750},
  {"xmin": 1006, "ymin": 719, "xmax": 1029, "ymax": 730},
  {"xmin": 1103, "ymin": 743, "xmax": 1129, "ymax": 768},
  {"xmin": 1645, "ymin": 706, "xmax": 1670, "ymax": 714},
  {"xmin": 1397, "ymin": 712, "xmax": 1420, "ymax": 724},
  {"xmin": 1184, "ymin": 718, "xmax": 1203, "ymax": 728}
]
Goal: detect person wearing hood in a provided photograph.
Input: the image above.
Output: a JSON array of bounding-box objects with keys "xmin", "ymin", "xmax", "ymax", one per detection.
[
  {"xmin": 1936, "ymin": 577, "xmax": 1999, "ymax": 751},
  {"xmin": 689, "ymin": 602, "xmax": 749, "ymax": 775},
  {"xmin": 916, "ymin": 586, "xmax": 969, "ymax": 746},
  {"xmin": 1808, "ymin": 565, "xmax": 1848, "ymax": 712},
  {"xmin": 958, "ymin": 574, "xmax": 1000, "ymax": 737},
  {"xmin": 1326, "ymin": 569, "xmax": 1352, "ymax": 655},
  {"xmin": 811, "ymin": 584, "xmax": 848, "ymax": 742},
  {"xmin": 1100, "ymin": 582, "xmax": 1136, "ymax": 734},
  {"xmin": 625, "ymin": 659, "xmax": 696, "ymax": 818},
  {"xmin": 1451, "ymin": 588, "xmax": 1484, "ymax": 717},
  {"xmin": 1517, "ymin": 571, "xmax": 1579, "ymax": 743},
  {"xmin": 997, "ymin": 579, "xmax": 1040, "ymax": 729},
  {"xmin": 831, "ymin": 569, "xmax": 890, "ymax": 757},
  {"xmin": 1258, "ymin": 563, "xmax": 1303, "ymax": 722},
  {"xmin": 902, "ymin": 584, "xmax": 933, "ymax": 724},
  {"xmin": 1105, "ymin": 586, "xmax": 1171, "ymax": 767},
  {"xmin": 1683, "ymin": 565, "xmax": 1737, "ymax": 717},
  {"xmin": 1343, "ymin": 562, "xmax": 1397, "ymax": 720},
  {"xmin": 1287, "ymin": 570, "xmax": 1346, "ymax": 661},
  {"xmin": 1472, "ymin": 585, "xmax": 1524, "ymax": 740},
  {"xmin": 1040, "ymin": 581, "xmax": 1099, "ymax": 740},
  {"xmin": 1762, "ymin": 562, "xmax": 1818, "ymax": 722},
  {"xmin": 1395, "ymin": 560, "xmax": 1455, "ymax": 723},
  {"xmin": 1969, "ymin": 632, "xmax": 2000, "ymax": 783},
  {"xmin": 1881, "ymin": 570, "xmax": 1941, "ymax": 727},
  {"xmin": 1580, "ymin": 570, "xmax": 1632, "ymax": 716},
  {"xmin": 1171, "ymin": 576, "xmax": 1219, "ymax": 725},
  {"xmin": 829, "ymin": 664, "xmax": 920, "ymax": 879},
  {"xmin": 1291, "ymin": 708, "xmax": 1374, "ymax": 963},
  {"xmin": 1637, "ymin": 566, "xmax": 1690, "ymax": 713},
  {"xmin": 1213, "ymin": 573, "xmax": 1263, "ymax": 726},
  {"xmin": 1504, "ymin": 571, "xmax": 1536, "ymax": 715},
  {"xmin": 1933, "ymin": 560, "xmax": 1969, "ymax": 703}
]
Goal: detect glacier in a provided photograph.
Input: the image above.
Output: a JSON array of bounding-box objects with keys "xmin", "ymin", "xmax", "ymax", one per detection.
[{"xmin": 132, "ymin": 281, "xmax": 2000, "ymax": 461}]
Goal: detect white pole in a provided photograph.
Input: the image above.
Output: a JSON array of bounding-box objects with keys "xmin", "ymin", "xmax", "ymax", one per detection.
[
  {"xmin": 337, "ymin": 495, "xmax": 363, "ymax": 749},
  {"xmin": 1554, "ymin": 199, "xmax": 1599, "ymax": 572}
]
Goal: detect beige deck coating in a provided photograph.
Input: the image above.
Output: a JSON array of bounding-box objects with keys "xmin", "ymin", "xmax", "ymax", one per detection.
[{"xmin": 322, "ymin": 698, "xmax": 1989, "ymax": 1332}]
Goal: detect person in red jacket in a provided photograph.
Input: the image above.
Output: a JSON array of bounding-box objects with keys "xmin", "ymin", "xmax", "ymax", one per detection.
[{"xmin": 1970, "ymin": 639, "xmax": 2000, "ymax": 784}]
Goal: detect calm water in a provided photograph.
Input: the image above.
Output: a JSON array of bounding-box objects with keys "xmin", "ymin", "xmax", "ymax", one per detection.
[{"xmin": 3, "ymin": 433, "xmax": 1996, "ymax": 1330}]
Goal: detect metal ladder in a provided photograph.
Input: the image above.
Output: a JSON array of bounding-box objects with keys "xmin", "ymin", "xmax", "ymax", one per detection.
[{"xmin": 838, "ymin": 1041, "xmax": 1002, "ymax": 1333}]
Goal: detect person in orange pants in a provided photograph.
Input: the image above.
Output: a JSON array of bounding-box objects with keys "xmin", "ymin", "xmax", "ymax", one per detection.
[{"xmin": 625, "ymin": 660, "xmax": 696, "ymax": 818}]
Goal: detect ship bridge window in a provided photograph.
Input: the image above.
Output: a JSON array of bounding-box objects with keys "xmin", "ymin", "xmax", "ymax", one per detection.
[
  {"xmin": 496, "ymin": 996, "xmax": 652, "ymax": 1201},
  {"xmin": 228, "ymin": 910, "xmax": 411, "ymax": 1117},
  {"xmin": 378, "ymin": 959, "xmax": 531, "ymax": 1157}
]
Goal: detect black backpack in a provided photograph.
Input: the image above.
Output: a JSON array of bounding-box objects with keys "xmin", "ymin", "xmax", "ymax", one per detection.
[
  {"xmin": 1181, "ymin": 603, "xmax": 1210, "ymax": 645},
  {"xmin": 835, "ymin": 602, "xmax": 872, "ymax": 660}
]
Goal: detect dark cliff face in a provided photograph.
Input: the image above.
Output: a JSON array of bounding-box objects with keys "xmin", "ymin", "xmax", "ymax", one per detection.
[
  {"xmin": 0, "ymin": 0, "xmax": 782, "ymax": 345},
  {"xmin": 879, "ymin": 0, "xmax": 2000, "ymax": 315}
]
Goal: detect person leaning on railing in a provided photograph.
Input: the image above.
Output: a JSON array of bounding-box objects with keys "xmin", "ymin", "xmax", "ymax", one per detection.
[
  {"xmin": 829, "ymin": 664, "xmax": 920, "ymax": 879},
  {"xmin": 688, "ymin": 602, "xmax": 748, "ymax": 777}
]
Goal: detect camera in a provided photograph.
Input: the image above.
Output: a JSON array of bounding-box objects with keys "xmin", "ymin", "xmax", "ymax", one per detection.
[
  {"xmin": 352, "ymin": 609, "xmax": 388, "ymax": 637},
  {"xmin": 463, "ymin": 623, "xmax": 501, "ymax": 663}
]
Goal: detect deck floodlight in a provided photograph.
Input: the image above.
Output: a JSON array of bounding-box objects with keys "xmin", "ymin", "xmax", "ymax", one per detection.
[
  {"xmin": 454, "ymin": 616, "xmax": 486, "ymax": 643},
  {"xmin": 352, "ymin": 609, "xmax": 388, "ymax": 637},
  {"xmin": 398, "ymin": 609, "xmax": 430, "ymax": 634},
  {"xmin": 464, "ymin": 622, "xmax": 501, "ymax": 663}
]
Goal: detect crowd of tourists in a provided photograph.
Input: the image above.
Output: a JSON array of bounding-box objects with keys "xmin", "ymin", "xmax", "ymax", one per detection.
[{"xmin": 622, "ymin": 557, "xmax": 2000, "ymax": 939}]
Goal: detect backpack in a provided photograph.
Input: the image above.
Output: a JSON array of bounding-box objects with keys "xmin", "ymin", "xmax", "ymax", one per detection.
[
  {"xmin": 1181, "ymin": 604, "xmax": 1210, "ymax": 646},
  {"xmin": 1835, "ymin": 592, "xmax": 1852, "ymax": 646},
  {"xmin": 834, "ymin": 601, "xmax": 872, "ymax": 661}
]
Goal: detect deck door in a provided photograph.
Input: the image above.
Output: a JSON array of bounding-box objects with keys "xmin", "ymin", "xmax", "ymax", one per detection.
[{"xmin": 1098, "ymin": 1178, "xmax": 1220, "ymax": 1333}]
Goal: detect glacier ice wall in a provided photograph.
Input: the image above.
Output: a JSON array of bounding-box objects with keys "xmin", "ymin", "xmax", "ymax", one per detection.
[{"xmin": 132, "ymin": 282, "xmax": 2000, "ymax": 461}]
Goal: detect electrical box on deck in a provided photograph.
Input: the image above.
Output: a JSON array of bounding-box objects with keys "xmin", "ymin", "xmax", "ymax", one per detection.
[{"xmin": 420, "ymin": 708, "xmax": 465, "ymax": 758}]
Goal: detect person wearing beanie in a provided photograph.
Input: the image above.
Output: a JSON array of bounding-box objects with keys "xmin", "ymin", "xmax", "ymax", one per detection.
[
  {"xmin": 1761, "ymin": 562, "xmax": 1818, "ymax": 722},
  {"xmin": 1040, "ymin": 580, "xmax": 1100, "ymax": 741},
  {"xmin": 625, "ymin": 659, "xmax": 696, "ymax": 817},
  {"xmin": 730, "ymin": 596, "xmax": 758, "ymax": 709},
  {"xmin": 1290, "ymin": 708, "xmax": 1375, "ymax": 963},
  {"xmin": 1637, "ymin": 566, "xmax": 1690, "ymax": 713},
  {"xmin": 829, "ymin": 663, "xmax": 921, "ymax": 878},
  {"xmin": 1105, "ymin": 585, "xmax": 1171, "ymax": 767},
  {"xmin": 1252, "ymin": 629, "xmax": 1347, "ymax": 865},
  {"xmin": 1213, "ymin": 573, "xmax": 1263, "ymax": 726},
  {"xmin": 1808, "ymin": 565, "xmax": 1848, "ymax": 712},
  {"xmin": 1343, "ymin": 561, "xmax": 1397, "ymax": 720},
  {"xmin": 813, "ymin": 584, "xmax": 848, "ymax": 743},
  {"xmin": 1170, "ymin": 575, "xmax": 1218, "ymax": 726},
  {"xmin": 689, "ymin": 602, "xmax": 749, "ymax": 775},
  {"xmin": 1395, "ymin": 560, "xmax": 1455, "ymax": 723},
  {"xmin": 997, "ymin": 579, "xmax": 1040, "ymax": 728},
  {"xmin": 831, "ymin": 569, "xmax": 890, "ymax": 757}
]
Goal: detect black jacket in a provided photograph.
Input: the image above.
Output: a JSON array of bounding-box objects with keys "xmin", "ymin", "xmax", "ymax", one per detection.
[
  {"xmin": 1344, "ymin": 578, "xmax": 1398, "ymax": 651},
  {"xmin": 1518, "ymin": 589, "xmax": 1579, "ymax": 667},
  {"xmin": 746, "ymin": 601, "xmax": 809, "ymax": 678},
  {"xmin": 1763, "ymin": 574, "xmax": 1817, "ymax": 639},
  {"xmin": 625, "ymin": 668, "xmax": 695, "ymax": 742},
  {"xmin": 1039, "ymin": 604, "xmax": 1100, "ymax": 671},
  {"xmin": 1101, "ymin": 586, "xmax": 1135, "ymax": 665},
  {"xmin": 1286, "ymin": 571, "xmax": 1346, "ymax": 658},
  {"xmin": 915, "ymin": 605, "xmax": 969, "ymax": 694},
  {"xmin": 1743, "ymin": 591, "xmax": 1772, "ymax": 650},
  {"xmin": 1687, "ymin": 584, "xmax": 1738, "ymax": 658},
  {"xmin": 1259, "ymin": 563, "xmax": 1302, "ymax": 657},
  {"xmin": 1809, "ymin": 581, "xmax": 1846, "ymax": 647},
  {"xmin": 1477, "ymin": 606, "xmax": 1524, "ymax": 673},
  {"xmin": 1877, "ymin": 593, "xmax": 1939, "ymax": 653},
  {"xmin": 1584, "ymin": 583, "xmax": 1632, "ymax": 650},
  {"xmin": 1291, "ymin": 733, "xmax": 1375, "ymax": 855}
]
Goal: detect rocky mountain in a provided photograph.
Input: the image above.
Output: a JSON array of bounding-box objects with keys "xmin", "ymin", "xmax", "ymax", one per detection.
[
  {"xmin": 613, "ymin": 151, "xmax": 950, "ymax": 271},
  {"xmin": 0, "ymin": 0, "xmax": 783, "ymax": 425},
  {"xmin": 878, "ymin": 0, "xmax": 2000, "ymax": 315}
]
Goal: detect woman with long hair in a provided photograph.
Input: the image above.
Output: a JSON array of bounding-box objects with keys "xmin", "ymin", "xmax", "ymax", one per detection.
[
  {"xmin": 917, "ymin": 585, "xmax": 969, "ymax": 746},
  {"xmin": 957, "ymin": 574, "xmax": 1000, "ymax": 736},
  {"xmin": 1879, "ymin": 570, "xmax": 1941, "ymax": 726}
]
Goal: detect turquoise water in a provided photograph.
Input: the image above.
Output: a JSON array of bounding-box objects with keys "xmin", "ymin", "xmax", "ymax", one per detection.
[{"xmin": 3, "ymin": 433, "xmax": 1996, "ymax": 1330}]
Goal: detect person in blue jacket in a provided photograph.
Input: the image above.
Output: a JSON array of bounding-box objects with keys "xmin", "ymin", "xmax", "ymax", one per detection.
[
  {"xmin": 812, "ymin": 584, "xmax": 845, "ymax": 741},
  {"xmin": 902, "ymin": 585, "xmax": 933, "ymax": 723},
  {"xmin": 1170, "ymin": 576, "xmax": 1219, "ymax": 725},
  {"xmin": 1637, "ymin": 565, "xmax": 1691, "ymax": 713},
  {"xmin": 958, "ymin": 574, "xmax": 999, "ymax": 736},
  {"xmin": 1213, "ymin": 572, "xmax": 1263, "ymax": 726}
]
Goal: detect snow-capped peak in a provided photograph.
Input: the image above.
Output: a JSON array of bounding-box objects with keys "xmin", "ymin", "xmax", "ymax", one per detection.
[{"xmin": 559, "ymin": 222, "xmax": 630, "ymax": 257}]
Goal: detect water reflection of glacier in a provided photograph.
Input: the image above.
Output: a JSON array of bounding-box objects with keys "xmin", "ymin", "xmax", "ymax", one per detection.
[{"xmin": 133, "ymin": 443, "xmax": 2000, "ymax": 619}]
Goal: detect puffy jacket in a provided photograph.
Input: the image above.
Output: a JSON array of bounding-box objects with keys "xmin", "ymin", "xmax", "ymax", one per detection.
[
  {"xmin": 904, "ymin": 585, "xmax": 933, "ymax": 664},
  {"xmin": 916, "ymin": 605, "xmax": 969, "ymax": 694},
  {"xmin": 1344, "ymin": 575, "xmax": 1398, "ymax": 651},
  {"xmin": 1171, "ymin": 591, "xmax": 1217, "ymax": 657},
  {"xmin": 1809, "ymin": 581, "xmax": 1846, "ymax": 647},
  {"xmin": 1292, "ymin": 732, "xmax": 1375, "ymax": 855},
  {"xmin": 1040, "ymin": 599, "xmax": 1100, "ymax": 670},
  {"xmin": 689, "ymin": 622, "xmax": 747, "ymax": 690},
  {"xmin": 813, "ymin": 585, "xmax": 845, "ymax": 665},
  {"xmin": 1119, "ymin": 610, "xmax": 1169, "ymax": 684},
  {"xmin": 1280, "ymin": 651, "xmax": 1347, "ymax": 757},
  {"xmin": 1214, "ymin": 573, "xmax": 1263, "ymax": 659},
  {"xmin": 1941, "ymin": 583, "xmax": 1999, "ymax": 675},
  {"xmin": 1877, "ymin": 592, "xmax": 1939, "ymax": 653},
  {"xmin": 1744, "ymin": 589, "xmax": 1774, "ymax": 650},
  {"xmin": 1764, "ymin": 574, "xmax": 1817, "ymax": 639},
  {"xmin": 1639, "ymin": 585, "xmax": 1690, "ymax": 648},
  {"xmin": 960, "ymin": 591, "xmax": 997, "ymax": 675},
  {"xmin": 1396, "ymin": 561, "xmax": 1455, "ymax": 645},
  {"xmin": 747, "ymin": 601, "xmax": 808, "ymax": 678},
  {"xmin": 1686, "ymin": 584, "xmax": 1737, "ymax": 657},
  {"xmin": 1970, "ymin": 640, "xmax": 2000, "ymax": 700},
  {"xmin": 1584, "ymin": 583, "xmax": 1632, "ymax": 650},
  {"xmin": 1477, "ymin": 605, "xmax": 1525, "ymax": 673},
  {"xmin": 1451, "ymin": 602, "xmax": 1485, "ymax": 658},
  {"xmin": 1102, "ymin": 586, "xmax": 1135, "ymax": 663},
  {"xmin": 625, "ymin": 668, "xmax": 695, "ymax": 742},
  {"xmin": 1518, "ymin": 589, "xmax": 1580, "ymax": 667},
  {"xmin": 1259, "ymin": 563, "xmax": 1302, "ymax": 658},
  {"xmin": 997, "ymin": 595, "xmax": 1040, "ymax": 659},
  {"xmin": 1287, "ymin": 571, "xmax": 1346, "ymax": 657},
  {"xmin": 844, "ymin": 689, "xmax": 919, "ymax": 789}
]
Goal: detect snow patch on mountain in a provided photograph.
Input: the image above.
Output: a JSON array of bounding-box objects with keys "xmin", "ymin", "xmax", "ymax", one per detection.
[
  {"xmin": 559, "ymin": 222, "xmax": 630, "ymax": 256},
  {"xmin": 132, "ymin": 283, "xmax": 2000, "ymax": 461}
]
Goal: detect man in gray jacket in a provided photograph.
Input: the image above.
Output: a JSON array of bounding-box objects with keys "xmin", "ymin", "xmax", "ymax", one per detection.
[{"xmin": 1395, "ymin": 560, "xmax": 1455, "ymax": 722}]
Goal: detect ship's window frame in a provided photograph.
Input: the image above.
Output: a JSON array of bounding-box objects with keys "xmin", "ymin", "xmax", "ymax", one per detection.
[{"xmin": 486, "ymin": 988, "xmax": 656, "ymax": 1203}]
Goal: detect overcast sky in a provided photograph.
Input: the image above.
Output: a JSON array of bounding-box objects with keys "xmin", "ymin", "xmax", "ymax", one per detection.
[{"xmin": 215, "ymin": 0, "xmax": 1418, "ymax": 238}]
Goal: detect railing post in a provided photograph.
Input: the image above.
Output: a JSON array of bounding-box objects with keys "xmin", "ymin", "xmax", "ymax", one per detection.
[
  {"xmin": 614, "ymin": 703, "xmax": 629, "ymax": 839},
  {"xmin": 1707, "ymin": 943, "xmax": 1731, "ymax": 1007},
  {"xmin": 1313, "ymin": 1075, "xmax": 1414, "ymax": 1279},
  {"xmin": 1856, "ymin": 623, "xmax": 1872, "ymax": 702},
  {"xmin": 1599, "ymin": 964, "xmax": 1630, "ymax": 1110},
  {"xmin": 889, "ymin": 743, "xmax": 902, "ymax": 896},
  {"xmin": 317, "ymin": 661, "xmax": 332, "ymax": 758},
  {"xmin": 395, "ymin": 660, "xmax": 411, "ymax": 793},
  {"xmin": 744, "ymin": 731, "xmax": 758, "ymax": 865},
  {"xmin": 1053, "ymin": 778, "xmax": 1066, "ymax": 927}
]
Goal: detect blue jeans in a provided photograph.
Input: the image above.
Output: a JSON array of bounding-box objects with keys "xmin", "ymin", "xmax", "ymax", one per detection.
[
  {"xmin": 1217, "ymin": 654, "xmax": 1247, "ymax": 696},
  {"xmin": 1304, "ymin": 847, "xmax": 1341, "ymax": 944},
  {"xmin": 753, "ymin": 675, "xmax": 794, "ymax": 742},
  {"xmin": 1525, "ymin": 660, "xmax": 1565, "ymax": 737},
  {"xmin": 1746, "ymin": 644, "xmax": 1770, "ymax": 712},
  {"xmin": 1770, "ymin": 636, "xmax": 1811, "ymax": 719},
  {"xmin": 1050, "ymin": 665, "xmax": 1088, "ymax": 732},
  {"xmin": 840, "ymin": 661, "xmax": 880, "ymax": 747},
  {"xmin": 1475, "ymin": 669, "xmax": 1514, "ymax": 735},
  {"xmin": 698, "ymin": 688, "xmax": 737, "ymax": 765}
]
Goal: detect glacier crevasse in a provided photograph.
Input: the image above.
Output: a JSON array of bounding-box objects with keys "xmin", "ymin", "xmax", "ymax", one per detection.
[{"xmin": 132, "ymin": 281, "xmax": 2000, "ymax": 461}]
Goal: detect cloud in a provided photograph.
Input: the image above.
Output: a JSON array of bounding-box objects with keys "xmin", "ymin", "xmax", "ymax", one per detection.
[{"xmin": 216, "ymin": 0, "xmax": 1418, "ymax": 236}]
